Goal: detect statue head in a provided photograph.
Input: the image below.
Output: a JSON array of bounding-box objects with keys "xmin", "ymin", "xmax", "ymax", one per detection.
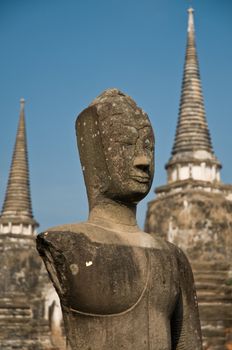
[{"xmin": 76, "ymin": 89, "xmax": 155, "ymax": 210}]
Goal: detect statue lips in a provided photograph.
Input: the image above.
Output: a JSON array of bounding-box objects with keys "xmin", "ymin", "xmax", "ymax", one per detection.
[
  {"xmin": 130, "ymin": 171, "xmax": 150, "ymax": 184},
  {"xmin": 131, "ymin": 176, "xmax": 150, "ymax": 183}
]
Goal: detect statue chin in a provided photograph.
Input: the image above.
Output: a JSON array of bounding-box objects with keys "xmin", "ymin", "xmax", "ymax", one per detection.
[{"xmin": 105, "ymin": 178, "xmax": 153, "ymax": 204}]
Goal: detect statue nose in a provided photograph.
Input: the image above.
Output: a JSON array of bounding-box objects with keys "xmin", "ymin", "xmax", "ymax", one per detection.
[{"xmin": 133, "ymin": 155, "xmax": 150, "ymax": 173}]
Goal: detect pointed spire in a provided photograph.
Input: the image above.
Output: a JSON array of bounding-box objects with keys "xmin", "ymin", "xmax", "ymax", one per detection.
[
  {"xmin": 166, "ymin": 8, "xmax": 221, "ymax": 184},
  {"xmin": 171, "ymin": 7, "xmax": 214, "ymax": 156},
  {"xmin": 187, "ymin": 7, "xmax": 194, "ymax": 33},
  {"xmin": 0, "ymin": 99, "xmax": 38, "ymax": 232},
  {"xmin": 166, "ymin": 7, "xmax": 221, "ymax": 182}
]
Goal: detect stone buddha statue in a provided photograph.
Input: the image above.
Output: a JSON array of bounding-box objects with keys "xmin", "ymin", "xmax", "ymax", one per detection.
[{"xmin": 37, "ymin": 89, "xmax": 202, "ymax": 350}]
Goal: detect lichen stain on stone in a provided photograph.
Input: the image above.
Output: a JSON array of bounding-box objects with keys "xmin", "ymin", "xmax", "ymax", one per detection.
[{"xmin": 69, "ymin": 264, "xmax": 79, "ymax": 275}]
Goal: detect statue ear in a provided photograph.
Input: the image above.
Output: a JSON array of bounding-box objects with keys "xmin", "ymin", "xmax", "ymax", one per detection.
[{"xmin": 76, "ymin": 106, "xmax": 110, "ymax": 209}]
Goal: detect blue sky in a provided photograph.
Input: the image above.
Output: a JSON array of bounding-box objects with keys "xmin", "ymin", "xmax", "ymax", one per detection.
[{"xmin": 0, "ymin": 0, "xmax": 232, "ymax": 231}]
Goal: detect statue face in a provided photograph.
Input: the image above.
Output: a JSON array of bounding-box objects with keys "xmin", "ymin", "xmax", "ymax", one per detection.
[
  {"xmin": 99, "ymin": 109, "xmax": 154, "ymax": 203},
  {"xmin": 76, "ymin": 89, "xmax": 155, "ymax": 207}
]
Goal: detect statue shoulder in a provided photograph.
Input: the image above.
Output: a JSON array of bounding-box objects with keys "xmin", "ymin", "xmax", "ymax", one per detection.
[
  {"xmin": 166, "ymin": 242, "xmax": 196, "ymax": 294},
  {"xmin": 166, "ymin": 242, "xmax": 192, "ymax": 270},
  {"xmin": 37, "ymin": 222, "xmax": 90, "ymax": 249}
]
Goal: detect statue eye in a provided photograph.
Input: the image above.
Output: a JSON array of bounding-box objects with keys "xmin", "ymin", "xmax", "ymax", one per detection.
[
  {"xmin": 118, "ymin": 135, "xmax": 136, "ymax": 146},
  {"xmin": 144, "ymin": 138, "xmax": 154, "ymax": 151},
  {"xmin": 123, "ymin": 140, "xmax": 134, "ymax": 146}
]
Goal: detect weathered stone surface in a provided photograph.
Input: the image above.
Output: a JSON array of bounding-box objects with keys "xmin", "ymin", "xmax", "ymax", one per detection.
[
  {"xmin": 0, "ymin": 235, "xmax": 56, "ymax": 349},
  {"xmin": 145, "ymin": 189, "xmax": 232, "ymax": 262},
  {"xmin": 37, "ymin": 89, "xmax": 202, "ymax": 349},
  {"xmin": 146, "ymin": 178, "xmax": 232, "ymax": 341},
  {"xmin": 145, "ymin": 186, "xmax": 232, "ymax": 349}
]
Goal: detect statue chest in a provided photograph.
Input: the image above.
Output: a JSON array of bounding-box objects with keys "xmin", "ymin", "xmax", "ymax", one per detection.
[{"xmin": 48, "ymin": 231, "xmax": 179, "ymax": 316}]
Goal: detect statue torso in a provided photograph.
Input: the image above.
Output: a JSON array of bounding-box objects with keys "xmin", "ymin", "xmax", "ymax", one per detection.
[{"xmin": 39, "ymin": 223, "xmax": 180, "ymax": 350}]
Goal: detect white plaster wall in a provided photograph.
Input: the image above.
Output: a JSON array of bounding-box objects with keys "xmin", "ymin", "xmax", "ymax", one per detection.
[
  {"xmin": 192, "ymin": 165, "xmax": 202, "ymax": 180},
  {"xmin": 192, "ymin": 164, "xmax": 216, "ymax": 182},
  {"xmin": 216, "ymin": 170, "xmax": 220, "ymax": 182},
  {"xmin": 205, "ymin": 166, "xmax": 213, "ymax": 182},
  {"xmin": 171, "ymin": 168, "xmax": 177, "ymax": 182},
  {"xmin": 178, "ymin": 166, "xmax": 189, "ymax": 180},
  {"xmin": 44, "ymin": 287, "xmax": 63, "ymax": 332},
  {"xmin": 226, "ymin": 193, "xmax": 232, "ymax": 201},
  {"xmin": 0, "ymin": 223, "xmax": 36, "ymax": 235},
  {"xmin": 169, "ymin": 163, "xmax": 220, "ymax": 183},
  {"xmin": 44, "ymin": 286, "xmax": 65, "ymax": 348},
  {"xmin": 0, "ymin": 223, "xmax": 13, "ymax": 234},
  {"xmin": 11, "ymin": 224, "xmax": 22, "ymax": 234},
  {"xmin": 0, "ymin": 224, "xmax": 9, "ymax": 234}
]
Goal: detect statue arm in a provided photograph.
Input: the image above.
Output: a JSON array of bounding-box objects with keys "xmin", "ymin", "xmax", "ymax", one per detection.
[
  {"xmin": 36, "ymin": 232, "xmax": 67, "ymax": 300},
  {"xmin": 171, "ymin": 246, "xmax": 202, "ymax": 349}
]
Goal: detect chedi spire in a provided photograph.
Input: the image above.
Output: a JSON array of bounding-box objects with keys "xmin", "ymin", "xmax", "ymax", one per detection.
[
  {"xmin": 0, "ymin": 99, "xmax": 38, "ymax": 235},
  {"xmin": 166, "ymin": 8, "xmax": 221, "ymax": 184}
]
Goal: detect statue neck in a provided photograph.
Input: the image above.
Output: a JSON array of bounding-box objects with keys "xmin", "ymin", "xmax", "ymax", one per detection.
[{"xmin": 88, "ymin": 199, "xmax": 139, "ymax": 232}]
